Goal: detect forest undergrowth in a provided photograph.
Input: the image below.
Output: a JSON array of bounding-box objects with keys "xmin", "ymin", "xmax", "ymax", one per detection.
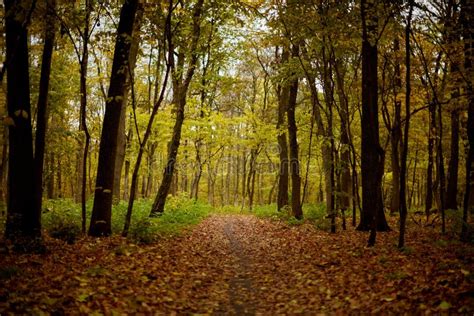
[{"xmin": 0, "ymin": 199, "xmax": 473, "ymax": 314}]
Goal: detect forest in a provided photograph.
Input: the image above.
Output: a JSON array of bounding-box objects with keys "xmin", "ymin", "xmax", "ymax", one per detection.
[{"xmin": 0, "ymin": 0, "xmax": 473, "ymax": 314}]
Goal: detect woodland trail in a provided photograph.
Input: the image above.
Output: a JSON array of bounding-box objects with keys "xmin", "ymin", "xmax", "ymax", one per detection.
[{"xmin": 1, "ymin": 214, "xmax": 473, "ymax": 314}]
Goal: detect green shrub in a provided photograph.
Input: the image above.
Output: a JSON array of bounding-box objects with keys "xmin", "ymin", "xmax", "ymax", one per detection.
[
  {"xmin": 127, "ymin": 196, "xmax": 211, "ymax": 243},
  {"xmin": 43, "ymin": 199, "xmax": 82, "ymax": 244}
]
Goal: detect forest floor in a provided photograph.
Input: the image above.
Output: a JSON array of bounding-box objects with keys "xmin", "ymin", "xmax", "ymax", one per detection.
[{"xmin": 0, "ymin": 214, "xmax": 473, "ymax": 314}]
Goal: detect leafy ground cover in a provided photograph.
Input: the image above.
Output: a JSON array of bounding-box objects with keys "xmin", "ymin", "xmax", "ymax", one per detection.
[{"xmin": 1, "ymin": 211, "xmax": 473, "ymax": 314}]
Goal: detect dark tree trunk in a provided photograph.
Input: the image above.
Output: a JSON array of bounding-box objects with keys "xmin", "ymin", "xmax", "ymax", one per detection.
[
  {"xmin": 446, "ymin": 110, "xmax": 460, "ymax": 209},
  {"xmin": 437, "ymin": 95, "xmax": 447, "ymax": 233},
  {"xmin": 33, "ymin": 0, "xmax": 56, "ymax": 228},
  {"xmin": 287, "ymin": 45, "xmax": 302, "ymax": 219},
  {"xmin": 276, "ymin": 49, "xmax": 290, "ymax": 212},
  {"xmin": 390, "ymin": 38, "xmax": 402, "ymax": 216},
  {"xmin": 334, "ymin": 59, "xmax": 352, "ymax": 216},
  {"xmin": 150, "ymin": 0, "xmax": 204, "ymax": 216},
  {"xmin": 399, "ymin": 1, "xmax": 413, "ymax": 248},
  {"xmin": 4, "ymin": 0, "xmax": 41, "ymax": 250},
  {"xmin": 426, "ymin": 101, "xmax": 436, "ymax": 216},
  {"xmin": 113, "ymin": 6, "xmax": 144, "ymax": 204},
  {"xmin": 151, "ymin": 93, "xmax": 185, "ymax": 214},
  {"xmin": 77, "ymin": 0, "xmax": 92, "ymax": 233},
  {"xmin": 359, "ymin": 0, "xmax": 390, "ymax": 243},
  {"xmin": 461, "ymin": 0, "xmax": 473, "ymax": 241},
  {"xmin": 89, "ymin": 0, "xmax": 139, "ymax": 237}
]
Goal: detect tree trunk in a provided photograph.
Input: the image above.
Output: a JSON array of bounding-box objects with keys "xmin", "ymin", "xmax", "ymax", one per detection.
[
  {"xmin": 113, "ymin": 5, "xmax": 143, "ymax": 204},
  {"xmin": 359, "ymin": 0, "xmax": 390, "ymax": 244},
  {"xmin": 276, "ymin": 49, "xmax": 290, "ymax": 212},
  {"xmin": 4, "ymin": 0, "xmax": 41, "ymax": 250},
  {"xmin": 446, "ymin": 110, "xmax": 460, "ymax": 209},
  {"xmin": 150, "ymin": 0, "xmax": 204, "ymax": 216},
  {"xmin": 89, "ymin": 0, "xmax": 139, "ymax": 237},
  {"xmin": 426, "ymin": 101, "xmax": 435, "ymax": 216},
  {"xmin": 390, "ymin": 38, "xmax": 402, "ymax": 215},
  {"xmin": 461, "ymin": 0, "xmax": 474, "ymax": 240},
  {"xmin": 33, "ymin": 0, "xmax": 56, "ymax": 230},
  {"xmin": 399, "ymin": 1, "xmax": 413, "ymax": 248},
  {"xmin": 287, "ymin": 45, "xmax": 302, "ymax": 219}
]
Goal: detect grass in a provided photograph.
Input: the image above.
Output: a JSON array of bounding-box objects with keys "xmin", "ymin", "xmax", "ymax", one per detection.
[
  {"xmin": 0, "ymin": 195, "xmax": 212, "ymax": 244},
  {"xmin": 215, "ymin": 202, "xmax": 330, "ymax": 229}
]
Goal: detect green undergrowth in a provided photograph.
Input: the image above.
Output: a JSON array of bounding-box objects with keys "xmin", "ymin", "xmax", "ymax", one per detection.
[
  {"xmin": 216, "ymin": 203, "xmax": 330, "ymax": 229},
  {"xmin": 37, "ymin": 195, "xmax": 212, "ymax": 244}
]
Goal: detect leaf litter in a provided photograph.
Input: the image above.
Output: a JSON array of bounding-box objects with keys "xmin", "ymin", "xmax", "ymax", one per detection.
[{"xmin": 0, "ymin": 214, "xmax": 473, "ymax": 314}]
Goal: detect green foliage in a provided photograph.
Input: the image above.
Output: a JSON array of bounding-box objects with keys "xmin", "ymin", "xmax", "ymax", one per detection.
[
  {"xmin": 43, "ymin": 199, "xmax": 83, "ymax": 244},
  {"xmin": 249, "ymin": 203, "xmax": 329, "ymax": 228},
  {"xmin": 115, "ymin": 196, "xmax": 212, "ymax": 244},
  {"xmin": 39, "ymin": 196, "xmax": 211, "ymax": 244}
]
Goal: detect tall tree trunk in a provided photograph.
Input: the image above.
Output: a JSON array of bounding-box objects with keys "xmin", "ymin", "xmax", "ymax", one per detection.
[
  {"xmin": 426, "ymin": 101, "xmax": 436, "ymax": 216},
  {"xmin": 113, "ymin": 6, "xmax": 144, "ymax": 204},
  {"xmin": 399, "ymin": 1, "xmax": 413, "ymax": 248},
  {"xmin": 390, "ymin": 38, "xmax": 402, "ymax": 215},
  {"xmin": 89, "ymin": 0, "xmax": 139, "ymax": 237},
  {"xmin": 461, "ymin": 0, "xmax": 474, "ymax": 241},
  {"xmin": 33, "ymin": 0, "xmax": 56, "ymax": 230},
  {"xmin": 446, "ymin": 110, "xmax": 460, "ymax": 209},
  {"xmin": 359, "ymin": 0, "xmax": 390, "ymax": 246},
  {"xmin": 150, "ymin": 0, "xmax": 204, "ymax": 216},
  {"xmin": 276, "ymin": 49, "xmax": 290, "ymax": 212},
  {"xmin": 4, "ymin": 0, "xmax": 41, "ymax": 250},
  {"xmin": 287, "ymin": 45, "xmax": 302, "ymax": 219},
  {"xmin": 334, "ymin": 58, "xmax": 352, "ymax": 217}
]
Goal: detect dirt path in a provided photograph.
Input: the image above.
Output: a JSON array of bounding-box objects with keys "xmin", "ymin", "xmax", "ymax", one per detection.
[
  {"xmin": 223, "ymin": 216, "xmax": 256, "ymax": 315},
  {"xmin": 1, "ymin": 214, "xmax": 473, "ymax": 314}
]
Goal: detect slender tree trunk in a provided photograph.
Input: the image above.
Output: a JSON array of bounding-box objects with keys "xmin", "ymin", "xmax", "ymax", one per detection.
[
  {"xmin": 122, "ymin": 57, "xmax": 170, "ymax": 235},
  {"xmin": 426, "ymin": 101, "xmax": 435, "ymax": 216},
  {"xmin": 113, "ymin": 6, "xmax": 144, "ymax": 204},
  {"xmin": 33, "ymin": 0, "xmax": 56, "ymax": 230},
  {"xmin": 276, "ymin": 49, "xmax": 290, "ymax": 212},
  {"xmin": 390, "ymin": 38, "xmax": 402, "ymax": 215},
  {"xmin": 89, "ymin": 0, "xmax": 139, "ymax": 237},
  {"xmin": 150, "ymin": 0, "xmax": 204, "ymax": 216},
  {"xmin": 359, "ymin": 0, "xmax": 390, "ymax": 246},
  {"xmin": 287, "ymin": 45, "xmax": 302, "ymax": 219},
  {"xmin": 446, "ymin": 110, "xmax": 460, "ymax": 209},
  {"xmin": 461, "ymin": 0, "xmax": 473, "ymax": 241},
  {"xmin": 399, "ymin": 1, "xmax": 413, "ymax": 248}
]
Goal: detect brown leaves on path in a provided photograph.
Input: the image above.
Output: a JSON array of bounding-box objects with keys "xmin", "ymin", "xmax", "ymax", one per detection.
[{"xmin": 1, "ymin": 214, "xmax": 473, "ymax": 314}]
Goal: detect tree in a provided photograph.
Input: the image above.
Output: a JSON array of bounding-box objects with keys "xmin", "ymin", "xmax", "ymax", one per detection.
[
  {"xmin": 150, "ymin": 0, "xmax": 205, "ymax": 216},
  {"xmin": 398, "ymin": 0, "xmax": 414, "ymax": 249},
  {"xmin": 358, "ymin": 0, "xmax": 390, "ymax": 246},
  {"xmin": 276, "ymin": 48, "xmax": 290, "ymax": 212},
  {"xmin": 89, "ymin": 0, "xmax": 139, "ymax": 237},
  {"xmin": 461, "ymin": 0, "xmax": 473, "ymax": 241},
  {"xmin": 4, "ymin": 0, "xmax": 41, "ymax": 251},
  {"xmin": 287, "ymin": 44, "xmax": 302, "ymax": 219},
  {"xmin": 33, "ymin": 0, "xmax": 57, "ymax": 240}
]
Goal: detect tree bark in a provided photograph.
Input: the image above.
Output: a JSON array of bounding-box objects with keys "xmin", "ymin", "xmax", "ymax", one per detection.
[
  {"xmin": 4, "ymin": 0, "xmax": 41, "ymax": 250},
  {"xmin": 33, "ymin": 0, "xmax": 56, "ymax": 231},
  {"xmin": 150, "ymin": 0, "xmax": 205, "ymax": 216},
  {"xmin": 398, "ymin": 0, "xmax": 413, "ymax": 248},
  {"xmin": 359, "ymin": 0, "xmax": 390, "ymax": 244},
  {"xmin": 461, "ymin": 0, "xmax": 474, "ymax": 241},
  {"xmin": 113, "ymin": 6, "xmax": 144, "ymax": 204},
  {"xmin": 446, "ymin": 110, "xmax": 460, "ymax": 209},
  {"xmin": 277, "ymin": 49, "xmax": 290, "ymax": 212},
  {"xmin": 287, "ymin": 45, "xmax": 302, "ymax": 219},
  {"xmin": 89, "ymin": 0, "xmax": 139, "ymax": 237}
]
